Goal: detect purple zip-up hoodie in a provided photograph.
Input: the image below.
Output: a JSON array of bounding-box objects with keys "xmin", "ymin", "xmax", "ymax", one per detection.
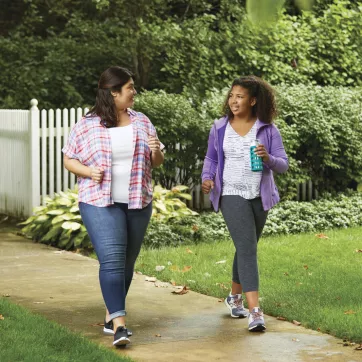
[{"xmin": 201, "ymin": 116, "xmax": 288, "ymax": 212}]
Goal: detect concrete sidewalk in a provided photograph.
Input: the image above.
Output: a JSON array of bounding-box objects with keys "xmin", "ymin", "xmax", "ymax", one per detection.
[{"xmin": 0, "ymin": 229, "xmax": 360, "ymax": 362}]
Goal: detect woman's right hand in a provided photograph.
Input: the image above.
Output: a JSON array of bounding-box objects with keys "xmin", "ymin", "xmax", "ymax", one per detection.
[
  {"xmin": 202, "ymin": 180, "xmax": 214, "ymax": 194},
  {"xmin": 89, "ymin": 167, "xmax": 104, "ymax": 184}
]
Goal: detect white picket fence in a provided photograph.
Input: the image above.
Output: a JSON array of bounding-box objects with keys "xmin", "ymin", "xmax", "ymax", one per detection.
[
  {"xmin": 0, "ymin": 100, "xmax": 88, "ymax": 218},
  {"xmin": 0, "ymin": 99, "xmax": 317, "ymax": 218}
]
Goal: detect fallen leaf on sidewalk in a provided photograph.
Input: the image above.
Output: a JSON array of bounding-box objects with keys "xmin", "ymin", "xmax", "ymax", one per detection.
[
  {"xmin": 277, "ymin": 316, "xmax": 287, "ymax": 321},
  {"xmin": 33, "ymin": 301, "xmax": 44, "ymax": 304},
  {"xmin": 181, "ymin": 266, "xmax": 192, "ymax": 273},
  {"xmin": 215, "ymin": 260, "xmax": 226, "ymax": 264},
  {"xmin": 145, "ymin": 276, "xmax": 157, "ymax": 282},
  {"xmin": 292, "ymin": 338, "xmax": 300, "ymax": 342},
  {"xmin": 293, "ymin": 320, "xmax": 301, "ymax": 326},
  {"xmin": 172, "ymin": 286, "xmax": 188, "ymax": 295},
  {"xmin": 344, "ymin": 310, "xmax": 356, "ymax": 315},
  {"xmin": 315, "ymin": 233, "xmax": 328, "ymax": 239},
  {"xmin": 155, "ymin": 334, "xmax": 161, "ymax": 337},
  {"xmin": 91, "ymin": 322, "xmax": 104, "ymax": 327},
  {"xmin": 2, "ymin": 294, "xmax": 10, "ymax": 297},
  {"xmin": 218, "ymin": 298, "xmax": 224, "ymax": 302},
  {"xmin": 155, "ymin": 265, "xmax": 165, "ymax": 272},
  {"xmin": 0, "ymin": 315, "xmax": 4, "ymax": 320},
  {"xmin": 186, "ymin": 248, "xmax": 193, "ymax": 254}
]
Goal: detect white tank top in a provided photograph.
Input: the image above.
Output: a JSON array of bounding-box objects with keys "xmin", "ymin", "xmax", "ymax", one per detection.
[
  {"xmin": 109, "ymin": 124, "xmax": 134, "ymax": 203},
  {"xmin": 222, "ymin": 122, "xmax": 262, "ymax": 199}
]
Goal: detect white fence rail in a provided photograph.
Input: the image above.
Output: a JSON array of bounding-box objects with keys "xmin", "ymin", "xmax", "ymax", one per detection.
[
  {"xmin": 0, "ymin": 100, "xmax": 88, "ymax": 218},
  {"xmin": 0, "ymin": 100, "xmax": 317, "ymax": 218}
]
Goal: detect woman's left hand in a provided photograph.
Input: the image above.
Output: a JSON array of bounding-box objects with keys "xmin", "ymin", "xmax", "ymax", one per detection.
[
  {"xmin": 148, "ymin": 136, "xmax": 162, "ymax": 153},
  {"xmin": 255, "ymin": 144, "xmax": 270, "ymax": 162}
]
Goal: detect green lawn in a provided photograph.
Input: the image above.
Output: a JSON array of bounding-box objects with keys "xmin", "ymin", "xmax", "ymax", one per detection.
[
  {"xmin": 136, "ymin": 227, "xmax": 362, "ymax": 342},
  {"xmin": 0, "ymin": 298, "xmax": 132, "ymax": 362}
]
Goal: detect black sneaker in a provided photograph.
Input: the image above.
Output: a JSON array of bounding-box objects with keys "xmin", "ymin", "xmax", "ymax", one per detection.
[
  {"xmin": 113, "ymin": 326, "xmax": 130, "ymax": 346},
  {"xmin": 104, "ymin": 320, "xmax": 133, "ymax": 336}
]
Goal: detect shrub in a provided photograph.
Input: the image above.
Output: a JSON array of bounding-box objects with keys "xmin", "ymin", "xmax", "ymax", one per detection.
[
  {"xmin": 20, "ymin": 185, "xmax": 198, "ymax": 251},
  {"xmin": 194, "ymin": 192, "xmax": 362, "ymax": 238},
  {"xmin": 20, "ymin": 188, "xmax": 91, "ymax": 250},
  {"xmin": 134, "ymin": 90, "xmax": 211, "ymax": 191},
  {"xmin": 152, "ymin": 184, "xmax": 199, "ymax": 222}
]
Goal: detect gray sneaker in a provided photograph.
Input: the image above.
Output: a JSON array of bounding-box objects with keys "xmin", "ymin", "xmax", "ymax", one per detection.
[
  {"xmin": 224, "ymin": 294, "xmax": 248, "ymax": 318},
  {"xmin": 248, "ymin": 307, "xmax": 266, "ymax": 332}
]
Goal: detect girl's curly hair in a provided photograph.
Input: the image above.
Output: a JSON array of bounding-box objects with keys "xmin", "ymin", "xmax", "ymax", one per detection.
[{"xmin": 223, "ymin": 75, "xmax": 277, "ymax": 124}]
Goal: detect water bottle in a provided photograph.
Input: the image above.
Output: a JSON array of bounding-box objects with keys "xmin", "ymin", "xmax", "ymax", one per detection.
[{"xmin": 250, "ymin": 139, "xmax": 263, "ymax": 172}]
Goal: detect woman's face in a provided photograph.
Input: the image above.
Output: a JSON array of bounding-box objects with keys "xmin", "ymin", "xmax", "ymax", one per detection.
[
  {"xmin": 228, "ymin": 86, "xmax": 255, "ymax": 118},
  {"xmin": 112, "ymin": 78, "xmax": 137, "ymax": 111}
]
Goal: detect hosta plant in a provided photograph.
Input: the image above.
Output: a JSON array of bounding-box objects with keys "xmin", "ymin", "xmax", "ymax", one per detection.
[
  {"xmin": 20, "ymin": 184, "xmax": 198, "ymax": 251},
  {"xmin": 152, "ymin": 184, "xmax": 199, "ymax": 222},
  {"xmin": 20, "ymin": 187, "xmax": 91, "ymax": 250}
]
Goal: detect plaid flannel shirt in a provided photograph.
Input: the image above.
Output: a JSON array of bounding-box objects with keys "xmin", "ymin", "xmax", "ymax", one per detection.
[{"xmin": 62, "ymin": 109, "xmax": 164, "ymax": 209}]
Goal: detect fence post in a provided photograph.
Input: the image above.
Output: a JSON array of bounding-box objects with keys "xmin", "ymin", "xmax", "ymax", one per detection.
[{"xmin": 29, "ymin": 99, "xmax": 40, "ymax": 215}]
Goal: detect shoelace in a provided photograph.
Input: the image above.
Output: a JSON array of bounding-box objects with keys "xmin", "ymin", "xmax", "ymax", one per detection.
[
  {"xmin": 230, "ymin": 297, "xmax": 243, "ymax": 309},
  {"xmin": 251, "ymin": 311, "xmax": 263, "ymax": 321}
]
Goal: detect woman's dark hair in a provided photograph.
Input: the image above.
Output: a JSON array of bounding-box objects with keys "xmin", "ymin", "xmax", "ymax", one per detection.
[
  {"xmin": 88, "ymin": 66, "xmax": 134, "ymax": 128},
  {"xmin": 223, "ymin": 75, "xmax": 277, "ymax": 124}
]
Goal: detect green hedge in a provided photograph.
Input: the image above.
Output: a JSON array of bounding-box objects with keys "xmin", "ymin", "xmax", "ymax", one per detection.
[
  {"xmin": 143, "ymin": 192, "xmax": 362, "ymax": 248},
  {"xmin": 21, "ymin": 190, "xmax": 362, "ymax": 250},
  {"xmin": 1, "ymin": 1, "xmax": 362, "ymax": 109},
  {"xmin": 134, "ymin": 91, "xmax": 210, "ymax": 190}
]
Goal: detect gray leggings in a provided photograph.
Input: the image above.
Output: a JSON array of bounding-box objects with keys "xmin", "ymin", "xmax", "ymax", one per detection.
[{"xmin": 220, "ymin": 195, "xmax": 268, "ymax": 293}]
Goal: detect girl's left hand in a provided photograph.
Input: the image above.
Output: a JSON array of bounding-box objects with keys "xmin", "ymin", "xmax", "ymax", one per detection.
[
  {"xmin": 148, "ymin": 136, "xmax": 162, "ymax": 153},
  {"xmin": 255, "ymin": 144, "xmax": 270, "ymax": 162}
]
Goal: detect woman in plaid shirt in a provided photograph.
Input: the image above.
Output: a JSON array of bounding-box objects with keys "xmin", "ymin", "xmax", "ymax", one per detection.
[{"xmin": 63, "ymin": 66, "xmax": 164, "ymax": 346}]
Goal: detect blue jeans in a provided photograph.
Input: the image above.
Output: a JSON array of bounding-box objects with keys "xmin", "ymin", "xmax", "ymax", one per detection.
[{"xmin": 79, "ymin": 201, "xmax": 152, "ymax": 320}]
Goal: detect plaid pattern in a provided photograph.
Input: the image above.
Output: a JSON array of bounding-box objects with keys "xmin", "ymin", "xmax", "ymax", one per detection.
[{"xmin": 62, "ymin": 109, "xmax": 164, "ymax": 209}]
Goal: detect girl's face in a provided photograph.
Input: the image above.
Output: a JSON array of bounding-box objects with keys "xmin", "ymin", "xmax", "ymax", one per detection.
[
  {"xmin": 112, "ymin": 78, "xmax": 137, "ymax": 111},
  {"xmin": 228, "ymin": 86, "xmax": 256, "ymax": 118}
]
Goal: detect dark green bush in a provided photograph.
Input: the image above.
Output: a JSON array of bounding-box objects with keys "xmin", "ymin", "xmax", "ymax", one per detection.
[
  {"xmin": 146, "ymin": 192, "xmax": 362, "ymax": 247},
  {"xmin": 20, "ymin": 185, "xmax": 198, "ymax": 251},
  {"xmin": 134, "ymin": 91, "xmax": 211, "ymax": 190}
]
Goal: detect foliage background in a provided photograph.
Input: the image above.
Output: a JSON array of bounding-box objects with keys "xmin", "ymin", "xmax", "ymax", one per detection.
[
  {"xmin": 2, "ymin": 0, "xmax": 362, "ymax": 198},
  {"xmin": 1, "ymin": 0, "xmax": 362, "ymax": 109}
]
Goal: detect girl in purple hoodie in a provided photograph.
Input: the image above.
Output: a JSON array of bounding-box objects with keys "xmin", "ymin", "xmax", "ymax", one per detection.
[{"xmin": 201, "ymin": 76, "xmax": 288, "ymax": 332}]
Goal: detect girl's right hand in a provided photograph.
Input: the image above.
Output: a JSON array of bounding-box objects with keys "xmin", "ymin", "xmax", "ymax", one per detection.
[
  {"xmin": 202, "ymin": 180, "xmax": 214, "ymax": 194},
  {"xmin": 89, "ymin": 167, "xmax": 104, "ymax": 184}
]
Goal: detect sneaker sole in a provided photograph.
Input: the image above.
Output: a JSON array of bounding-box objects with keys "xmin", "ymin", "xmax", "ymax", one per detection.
[
  {"xmin": 113, "ymin": 337, "xmax": 130, "ymax": 346},
  {"xmin": 249, "ymin": 324, "xmax": 266, "ymax": 332},
  {"xmin": 224, "ymin": 299, "xmax": 247, "ymax": 318},
  {"xmin": 104, "ymin": 327, "xmax": 133, "ymax": 336}
]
